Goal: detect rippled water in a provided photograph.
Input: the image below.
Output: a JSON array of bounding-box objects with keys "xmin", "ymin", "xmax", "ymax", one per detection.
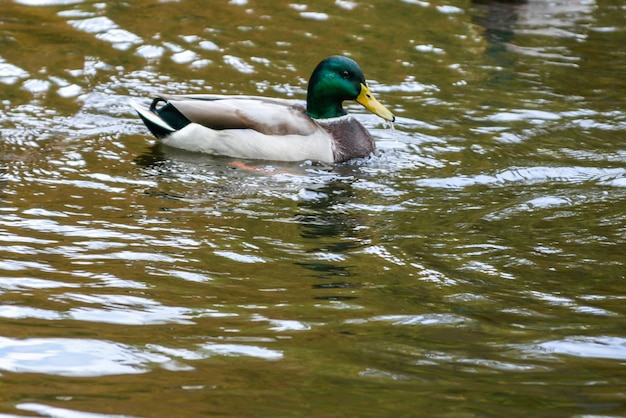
[{"xmin": 1, "ymin": 0, "xmax": 626, "ymax": 416}]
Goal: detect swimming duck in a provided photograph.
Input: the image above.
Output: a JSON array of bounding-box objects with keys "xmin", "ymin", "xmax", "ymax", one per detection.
[{"xmin": 129, "ymin": 55, "xmax": 394, "ymax": 163}]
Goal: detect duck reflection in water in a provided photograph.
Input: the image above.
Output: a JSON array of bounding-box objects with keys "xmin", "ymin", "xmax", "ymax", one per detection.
[{"xmin": 134, "ymin": 144, "xmax": 371, "ymax": 301}]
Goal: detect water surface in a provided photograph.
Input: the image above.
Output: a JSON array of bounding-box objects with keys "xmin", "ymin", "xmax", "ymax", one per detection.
[{"xmin": 1, "ymin": 0, "xmax": 626, "ymax": 416}]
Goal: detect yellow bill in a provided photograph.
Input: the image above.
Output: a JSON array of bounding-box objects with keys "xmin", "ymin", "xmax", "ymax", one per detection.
[{"xmin": 356, "ymin": 83, "xmax": 395, "ymax": 122}]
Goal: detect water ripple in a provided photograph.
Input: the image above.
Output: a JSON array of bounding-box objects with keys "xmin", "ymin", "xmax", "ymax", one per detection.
[
  {"xmin": 17, "ymin": 403, "xmax": 137, "ymax": 418},
  {"xmin": 516, "ymin": 336, "xmax": 626, "ymax": 361},
  {"xmin": 0, "ymin": 337, "xmax": 170, "ymax": 377},
  {"xmin": 417, "ymin": 166, "xmax": 626, "ymax": 189},
  {"xmin": 346, "ymin": 313, "xmax": 469, "ymax": 326},
  {"xmin": 199, "ymin": 343, "xmax": 283, "ymax": 360}
]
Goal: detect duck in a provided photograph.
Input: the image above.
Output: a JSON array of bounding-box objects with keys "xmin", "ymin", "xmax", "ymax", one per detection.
[{"xmin": 129, "ymin": 55, "xmax": 395, "ymax": 163}]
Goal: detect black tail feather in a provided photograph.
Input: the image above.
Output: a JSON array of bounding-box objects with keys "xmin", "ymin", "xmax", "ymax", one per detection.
[
  {"xmin": 150, "ymin": 99, "xmax": 192, "ymax": 133},
  {"xmin": 130, "ymin": 98, "xmax": 192, "ymax": 139}
]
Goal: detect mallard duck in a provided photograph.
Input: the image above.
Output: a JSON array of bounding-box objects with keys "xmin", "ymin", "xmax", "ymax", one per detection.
[{"xmin": 129, "ymin": 55, "xmax": 394, "ymax": 163}]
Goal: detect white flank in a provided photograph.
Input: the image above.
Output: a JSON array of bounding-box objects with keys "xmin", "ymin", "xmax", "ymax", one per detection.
[{"xmin": 162, "ymin": 123, "xmax": 335, "ymax": 163}]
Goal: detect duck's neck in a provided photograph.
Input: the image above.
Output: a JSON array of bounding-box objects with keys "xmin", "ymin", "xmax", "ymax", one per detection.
[{"xmin": 306, "ymin": 85, "xmax": 347, "ymax": 120}]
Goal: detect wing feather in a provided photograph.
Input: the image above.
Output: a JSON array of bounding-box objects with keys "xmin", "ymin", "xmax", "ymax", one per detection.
[{"xmin": 157, "ymin": 95, "xmax": 317, "ymax": 136}]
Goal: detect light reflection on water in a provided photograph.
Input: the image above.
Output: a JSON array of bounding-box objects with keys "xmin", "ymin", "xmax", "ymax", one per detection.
[
  {"xmin": 0, "ymin": 337, "xmax": 171, "ymax": 376},
  {"xmin": 17, "ymin": 403, "xmax": 138, "ymax": 418},
  {"xmin": 1, "ymin": 0, "xmax": 626, "ymax": 416}
]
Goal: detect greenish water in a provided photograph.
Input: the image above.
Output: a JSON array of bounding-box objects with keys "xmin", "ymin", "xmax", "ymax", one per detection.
[{"xmin": 1, "ymin": 0, "xmax": 626, "ymax": 416}]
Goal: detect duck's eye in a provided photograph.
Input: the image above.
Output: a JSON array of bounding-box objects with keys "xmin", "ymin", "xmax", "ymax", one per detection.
[{"xmin": 341, "ymin": 70, "xmax": 351, "ymax": 79}]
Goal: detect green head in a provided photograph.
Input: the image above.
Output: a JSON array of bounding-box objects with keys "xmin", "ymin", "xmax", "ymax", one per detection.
[{"xmin": 306, "ymin": 56, "xmax": 394, "ymax": 122}]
